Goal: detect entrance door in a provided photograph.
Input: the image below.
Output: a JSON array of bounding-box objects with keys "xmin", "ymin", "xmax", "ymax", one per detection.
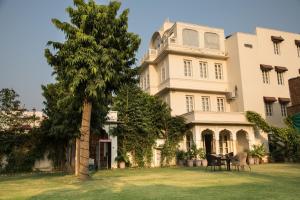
[
  {"xmin": 204, "ymin": 134, "xmax": 213, "ymax": 154},
  {"xmin": 98, "ymin": 142, "xmax": 111, "ymax": 169}
]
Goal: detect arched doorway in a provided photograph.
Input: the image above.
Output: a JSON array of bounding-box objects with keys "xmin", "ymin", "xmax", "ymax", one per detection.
[
  {"xmin": 202, "ymin": 129, "xmax": 215, "ymax": 154},
  {"xmin": 219, "ymin": 129, "xmax": 232, "ymax": 155},
  {"xmin": 236, "ymin": 130, "xmax": 249, "ymax": 153}
]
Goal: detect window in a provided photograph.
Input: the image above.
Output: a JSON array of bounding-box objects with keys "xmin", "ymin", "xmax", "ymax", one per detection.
[
  {"xmin": 160, "ymin": 66, "xmax": 166, "ymax": 82},
  {"xmin": 219, "ymin": 132, "xmax": 230, "ymax": 155},
  {"xmin": 297, "ymin": 45, "xmax": 300, "ymax": 57},
  {"xmin": 184, "ymin": 60, "xmax": 192, "ymax": 77},
  {"xmin": 204, "ymin": 32, "xmax": 220, "ymax": 49},
  {"xmin": 186, "ymin": 95, "xmax": 194, "ymax": 112},
  {"xmin": 217, "ymin": 97, "xmax": 225, "ymax": 112},
  {"xmin": 265, "ymin": 102, "xmax": 273, "ymax": 116},
  {"xmin": 146, "ymin": 73, "xmax": 150, "ymax": 87},
  {"xmin": 277, "ymin": 71, "xmax": 284, "ymax": 85},
  {"xmin": 214, "ymin": 63, "xmax": 223, "ymax": 80},
  {"xmin": 143, "ymin": 77, "xmax": 146, "ymax": 89},
  {"xmin": 273, "ymin": 42, "xmax": 280, "ymax": 55},
  {"xmin": 199, "ymin": 62, "xmax": 208, "ymax": 79},
  {"xmin": 140, "ymin": 76, "xmax": 144, "ymax": 89},
  {"xmin": 182, "ymin": 29, "xmax": 199, "ymax": 47},
  {"xmin": 280, "ymin": 103, "xmax": 287, "ymax": 117},
  {"xmin": 201, "ymin": 96, "xmax": 210, "ymax": 111},
  {"xmin": 186, "ymin": 134, "xmax": 193, "ymax": 151},
  {"xmin": 262, "ymin": 70, "xmax": 270, "ymax": 84}
]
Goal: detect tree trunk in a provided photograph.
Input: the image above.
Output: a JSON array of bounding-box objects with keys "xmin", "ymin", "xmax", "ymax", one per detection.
[
  {"xmin": 75, "ymin": 138, "xmax": 80, "ymax": 176},
  {"xmin": 79, "ymin": 99, "xmax": 92, "ymax": 180}
]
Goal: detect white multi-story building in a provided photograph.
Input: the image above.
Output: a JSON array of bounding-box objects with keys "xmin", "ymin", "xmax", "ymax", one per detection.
[{"xmin": 140, "ymin": 20, "xmax": 300, "ymax": 159}]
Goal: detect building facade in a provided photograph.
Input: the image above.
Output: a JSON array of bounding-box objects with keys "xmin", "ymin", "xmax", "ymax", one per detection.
[{"xmin": 139, "ymin": 20, "xmax": 300, "ymax": 158}]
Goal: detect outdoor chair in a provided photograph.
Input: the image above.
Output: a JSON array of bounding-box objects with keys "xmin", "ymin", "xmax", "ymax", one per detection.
[
  {"xmin": 206, "ymin": 154, "xmax": 222, "ymax": 171},
  {"xmin": 231, "ymin": 152, "xmax": 251, "ymax": 171}
]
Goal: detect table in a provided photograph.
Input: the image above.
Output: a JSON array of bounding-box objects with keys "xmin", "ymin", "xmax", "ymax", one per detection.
[{"xmin": 221, "ymin": 157, "xmax": 231, "ymax": 171}]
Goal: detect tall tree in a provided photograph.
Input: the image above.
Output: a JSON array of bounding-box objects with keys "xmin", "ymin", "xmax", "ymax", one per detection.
[{"xmin": 45, "ymin": 0, "xmax": 140, "ymax": 179}]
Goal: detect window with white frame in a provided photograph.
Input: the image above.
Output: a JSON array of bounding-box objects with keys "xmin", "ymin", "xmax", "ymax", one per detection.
[
  {"xmin": 280, "ymin": 103, "xmax": 287, "ymax": 117},
  {"xmin": 214, "ymin": 63, "xmax": 223, "ymax": 80},
  {"xmin": 184, "ymin": 60, "xmax": 192, "ymax": 77},
  {"xmin": 199, "ymin": 62, "xmax": 208, "ymax": 79},
  {"xmin": 273, "ymin": 42, "xmax": 280, "ymax": 55},
  {"xmin": 186, "ymin": 95, "xmax": 194, "ymax": 113},
  {"xmin": 262, "ymin": 70, "xmax": 270, "ymax": 84},
  {"xmin": 217, "ymin": 97, "xmax": 225, "ymax": 112},
  {"xmin": 201, "ymin": 96, "xmax": 210, "ymax": 111},
  {"xmin": 277, "ymin": 71, "xmax": 284, "ymax": 85},
  {"xmin": 265, "ymin": 102, "xmax": 273, "ymax": 116}
]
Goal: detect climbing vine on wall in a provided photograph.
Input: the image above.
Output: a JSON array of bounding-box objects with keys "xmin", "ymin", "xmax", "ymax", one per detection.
[{"xmin": 246, "ymin": 111, "xmax": 300, "ymax": 162}]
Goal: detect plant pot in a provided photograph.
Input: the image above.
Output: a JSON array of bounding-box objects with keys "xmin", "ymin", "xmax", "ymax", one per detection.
[
  {"xmin": 195, "ymin": 160, "xmax": 202, "ymax": 167},
  {"xmin": 119, "ymin": 161, "xmax": 125, "ymax": 169},
  {"xmin": 254, "ymin": 157, "xmax": 259, "ymax": 164},
  {"xmin": 187, "ymin": 160, "xmax": 194, "ymax": 167},
  {"xmin": 201, "ymin": 159, "xmax": 207, "ymax": 167},
  {"xmin": 178, "ymin": 160, "xmax": 185, "ymax": 167},
  {"xmin": 248, "ymin": 157, "xmax": 255, "ymax": 165}
]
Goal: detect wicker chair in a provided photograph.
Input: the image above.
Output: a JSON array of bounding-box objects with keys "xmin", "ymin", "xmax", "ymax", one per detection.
[
  {"xmin": 231, "ymin": 152, "xmax": 251, "ymax": 171},
  {"xmin": 206, "ymin": 154, "xmax": 222, "ymax": 171}
]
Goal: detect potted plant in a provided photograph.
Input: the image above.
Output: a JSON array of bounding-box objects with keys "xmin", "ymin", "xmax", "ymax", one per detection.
[
  {"xmin": 250, "ymin": 144, "xmax": 266, "ymax": 164},
  {"xmin": 186, "ymin": 150, "xmax": 194, "ymax": 167},
  {"xmin": 115, "ymin": 154, "xmax": 129, "ymax": 169},
  {"xmin": 190, "ymin": 145, "xmax": 201, "ymax": 167},
  {"xmin": 176, "ymin": 150, "xmax": 186, "ymax": 167},
  {"xmin": 198, "ymin": 148, "xmax": 207, "ymax": 166},
  {"xmin": 247, "ymin": 150, "xmax": 255, "ymax": 165}
]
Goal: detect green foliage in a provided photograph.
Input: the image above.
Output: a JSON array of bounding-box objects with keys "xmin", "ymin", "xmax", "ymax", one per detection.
[
  {"xmin": 113, "ymin": 84, "xmax": 187, "ymax": 167},
  {"xmin": 198, "ymin": 148, "xmax": 206, "ymax": 159},
  {"xmin": 176, "ymin": 150, "xmax": 186, "ymax": 160},
  {"xmin": 114, "ymin": 154, "xmax": 129, "ymax": 163},
  {"xmin": 246, "ymin": 111, "xmax": 300, "ymax": 162},
  {"xmin": 0, "ymin": 89, "xmax": 38, "ymax": 173},
  {"xmin": 249, "ymin": 144, "xmax": 266, "ymax": 159},
  {"xmin": 45, "ymin": 0, "xmax": 140, "ymax": 103}
]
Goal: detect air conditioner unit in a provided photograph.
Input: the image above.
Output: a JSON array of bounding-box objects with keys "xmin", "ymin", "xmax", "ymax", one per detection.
[{"xmin": 226, "ymin": 91, "xmax": 237, "ymax": 100}]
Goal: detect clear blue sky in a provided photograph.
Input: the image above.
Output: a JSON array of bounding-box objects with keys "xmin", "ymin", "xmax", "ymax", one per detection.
[{"xmin": 0, "ymin": 0, "xmax": 300, "ymax": 110}]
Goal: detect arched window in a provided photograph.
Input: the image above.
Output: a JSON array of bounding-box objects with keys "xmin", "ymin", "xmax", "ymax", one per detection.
[
  {"xmin": 204, "ymin": 32, "xmax": 220, "ymax": 49},
  {"xmin": 182, "ymin": 29, "xmax": 199, "ymax": 47}
]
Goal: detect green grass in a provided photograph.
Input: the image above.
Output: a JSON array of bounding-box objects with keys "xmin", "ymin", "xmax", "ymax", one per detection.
[{"xmin": 1, "ymin": 164, "xmax": 300, "ymax": 200}]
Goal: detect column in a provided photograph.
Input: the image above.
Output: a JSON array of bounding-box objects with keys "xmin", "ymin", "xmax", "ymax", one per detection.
[
  {"xmin": 232, "ymin": 132, "xmax": 237, "ymax": 155},
  {"xmin": 215, "ymin": 132, "xmax": 220, "ymax": 154}
]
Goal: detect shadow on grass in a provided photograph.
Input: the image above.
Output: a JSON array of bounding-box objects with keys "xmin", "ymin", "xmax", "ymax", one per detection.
[{"xmin": 28, "ymin": 180, "xmax": 300, "ymax": 200}]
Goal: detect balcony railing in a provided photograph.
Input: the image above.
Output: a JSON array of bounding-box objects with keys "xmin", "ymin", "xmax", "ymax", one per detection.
[
  {"xmin": 141, "ymin": 37, "xmax": 227, "ymax": 64},
  {"xmin": 181, "ymin": 111, "xmax": 251, "ymax": 125}
]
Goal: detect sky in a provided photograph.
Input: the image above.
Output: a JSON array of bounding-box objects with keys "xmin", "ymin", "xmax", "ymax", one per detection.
[{"xmin": 0, "ymin": 0, "xmax": 300, "ymax": 111}]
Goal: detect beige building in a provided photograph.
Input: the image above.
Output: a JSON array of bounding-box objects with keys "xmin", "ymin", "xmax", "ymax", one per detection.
[{"xmin": 139, "ymin": 20, "xmax": 300, "ymax": 158}]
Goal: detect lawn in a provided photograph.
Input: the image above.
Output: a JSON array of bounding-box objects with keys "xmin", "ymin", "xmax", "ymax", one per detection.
[{"xmin": 0, "ymin": 164, "xmax": 300, "ymax": 200}]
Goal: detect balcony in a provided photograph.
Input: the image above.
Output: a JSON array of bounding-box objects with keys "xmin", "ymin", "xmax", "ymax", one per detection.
[
  {"xmin": 181, "ymin": 111, "xmax": 252, "ymax": 125},
  {"xmin": 141, "ymin": 37, "xmax": 228, "ymax": 64}
]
